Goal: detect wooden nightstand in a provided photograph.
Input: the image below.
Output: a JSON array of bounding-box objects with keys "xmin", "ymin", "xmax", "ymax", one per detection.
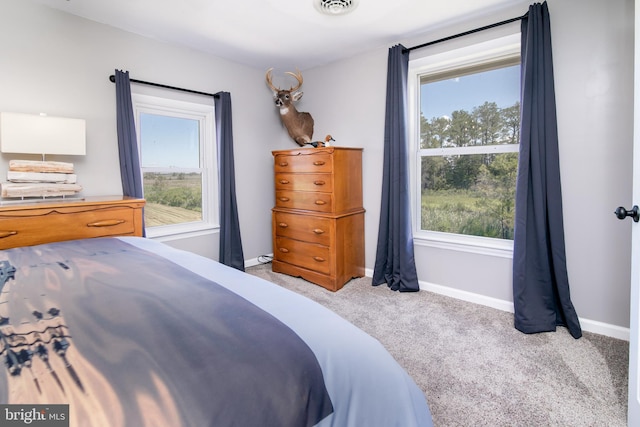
[{"xmin": 0, "ymin": 196, "xmax": 145, "ymax": 249}]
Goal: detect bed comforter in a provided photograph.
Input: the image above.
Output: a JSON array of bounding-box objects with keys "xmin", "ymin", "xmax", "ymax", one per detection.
[{"xmin": 0, "ymin": 237, "xmax": 432, "ymax": 427}]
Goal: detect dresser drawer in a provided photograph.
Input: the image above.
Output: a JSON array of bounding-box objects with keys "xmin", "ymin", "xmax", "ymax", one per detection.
[
  {"xmin": 274, "ymin": 237, "xmax": 330, "ymax": 275},
  {"xmin": 274, "ymin": 153, "xmax": 333, "ymax": 173},
  {"xmin": 274, "ymin": 173, "xmax": 332, "ymax": 193},
  {"xmin": 275, "ymin": 190, "xmax": 333, "ymax": 212},
  {"xmin": 273, "ymin": 211, "xmax": 331, "ymax": 246},
  {"xmin": 0, "ymin": 205, "xmax": 138, "ymax": 249}
]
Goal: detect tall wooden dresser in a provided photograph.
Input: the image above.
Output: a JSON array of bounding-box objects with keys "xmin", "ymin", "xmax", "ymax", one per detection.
[{"xmin": 271, "ymin": 146, "xmax": 364, "ymax": 291}]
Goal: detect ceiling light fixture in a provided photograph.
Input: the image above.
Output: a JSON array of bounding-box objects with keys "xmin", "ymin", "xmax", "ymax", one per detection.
[{"xmin": 314, "ymin": 0, "xmax": 359, "ymax": 16}]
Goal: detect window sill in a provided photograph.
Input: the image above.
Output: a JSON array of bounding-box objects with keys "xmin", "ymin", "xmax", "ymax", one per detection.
[
  {"xmin": 146, "ymin": 223, "xmax": 219, "ymax": 242},
  {"xmin": 413, "ymin": 231, "xmax": 513, "ymax": 259}
]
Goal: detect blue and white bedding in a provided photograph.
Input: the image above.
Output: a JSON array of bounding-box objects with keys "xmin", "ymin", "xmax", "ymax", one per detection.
[{"xmin": 0, "ymin": 236, "xmax": 432, "ymax": 427}]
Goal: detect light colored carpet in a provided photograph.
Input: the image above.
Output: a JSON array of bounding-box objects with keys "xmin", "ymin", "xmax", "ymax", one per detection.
[{"xmin": 246, "ymin": 263, "xmax": 629, "ymax": 427}]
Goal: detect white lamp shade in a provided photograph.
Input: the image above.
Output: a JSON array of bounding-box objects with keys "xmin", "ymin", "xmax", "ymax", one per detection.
[{"xmin": 0, "ymin": 112, "xmax": 86, "ymax": 156}]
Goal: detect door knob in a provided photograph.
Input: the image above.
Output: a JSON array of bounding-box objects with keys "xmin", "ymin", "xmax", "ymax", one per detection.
[{"xmin": 614, "ymin": 205, "xmax": 639, "ymax": 222}]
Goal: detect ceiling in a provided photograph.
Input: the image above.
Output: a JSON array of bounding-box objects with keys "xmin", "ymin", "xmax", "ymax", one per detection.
[{"xmin": 32, "ymin": 0, "xmax": 528, "ymax": 71}]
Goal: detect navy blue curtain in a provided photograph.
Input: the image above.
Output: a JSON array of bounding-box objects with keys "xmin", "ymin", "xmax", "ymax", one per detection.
[
  {"xmin": 513, "ymin": 2, "xmax": 581, "ymax": 338},
  {"xmin": 215, "ymin": 92, "xmax": 245, "ymax": 271},
  {"xmin": 372, "ymin": 45, "xmax": 419, "ymax": 292},
  {"xmin": 114, "ymin": 69, "xmax": 146, "ymax": 236}
]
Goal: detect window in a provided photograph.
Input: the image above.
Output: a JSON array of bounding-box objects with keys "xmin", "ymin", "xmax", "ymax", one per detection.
[
  {"xmin": 409, "ymin": 34, "xmax": 520, "ymax": 253},
  {"xmin": 132, "ymin": 94, "xmax": 218, "ymax": 238}
]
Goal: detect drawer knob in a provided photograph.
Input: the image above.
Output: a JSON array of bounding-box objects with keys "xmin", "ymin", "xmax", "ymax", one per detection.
[
  {"xmin": 313, "ymin": 161, "xmax": 326, "ymax": 166},
  {"xmin": 313, "ymin": 256, "xmax": 326, "ymax": 262},
  {"xmin": 278, "ymin": 222, "xmax": 288, "ymax": 228},
  {"xmin": 313, "ymin": 229, "xmax": 325, "ymax": 234},
  {"xmin": 279, "ymin": 248, "xmax": 290, "ymax": 253},
  {"xmin": 279, "ymin": 197, "xmax": 290, "ymax": 202},
  {"xmin": 279, "ymin": 179, "xmax": 290, "ymax": 184},
  {"xmin": 87, "ymin": 219, "xmax": 126, "ymax": 227},
  {"xmin": 314, "ymin": 180, "xmax": 326, "ymax": 186},
  {"xmin": 279, "ymin": 162, "xmax": 289, "ymax": 167},
  {"xmin": 315, "ymin": 200, "xmax": 326, "ymax": 205},
  {"xmin": 0, "ymin": 230, "xmax": 17, "ymax": 239}
]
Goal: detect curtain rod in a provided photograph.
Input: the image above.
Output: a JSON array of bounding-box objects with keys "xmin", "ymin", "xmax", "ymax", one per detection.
[
  {"xmin": 108, "ymin": 74, "xmax": 219, "ymax": 98},
  {"xmin": 404, "ymin": 12, "xmax": 528, "ymax": 53}
]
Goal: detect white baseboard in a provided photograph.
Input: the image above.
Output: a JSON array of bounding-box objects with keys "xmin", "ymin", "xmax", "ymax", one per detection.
[
  {"xmin": 245, "ymin": 258, "xmax": 261, "ymax": 268},
  {"xmin": 364, "ymin": 268, "xmax": 630, "ymax": 341},
  {"xmin": 579, "ymin": 318, "xmax": 630, "ymax": 341},
  {"xmin": 245, "ymin": 254, "xmax": 273, "ymax": 269},
  {"xmin": 420, "ymin": 279, "xmax": 516, "ymax": 313}
]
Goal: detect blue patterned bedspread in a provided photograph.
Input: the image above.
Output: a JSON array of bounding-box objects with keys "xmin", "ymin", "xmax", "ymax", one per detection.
[{"xmin": 0, "ymin": 238, "xmax": 333, "ymax": 426}]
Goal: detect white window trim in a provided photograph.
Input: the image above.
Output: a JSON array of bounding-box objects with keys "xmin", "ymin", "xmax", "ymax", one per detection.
[
  {"xmin": 131, "ymin": 93, "xmax": 219, "ymax": 239},
  {"xmin": 419, "ymin": 144, "xmax": 520, "ymax": 157},
  {"xmin": 408, "ymin": 33, "xmax": 520, "ymax": 257}
]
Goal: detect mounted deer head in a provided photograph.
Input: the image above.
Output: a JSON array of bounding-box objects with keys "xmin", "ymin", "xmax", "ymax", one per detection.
[{"xmin": 266, "ymin": 68, "xmax": 315, "ymax": 147}]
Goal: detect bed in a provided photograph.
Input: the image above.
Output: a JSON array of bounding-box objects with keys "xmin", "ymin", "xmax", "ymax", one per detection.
[{"xmin": 0, "ymin": 198, "xmax": 432, "ymax": 426}]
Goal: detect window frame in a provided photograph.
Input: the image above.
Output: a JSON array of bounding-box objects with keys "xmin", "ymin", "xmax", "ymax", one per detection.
[
  {"xmin": 408, "ymin": 33, "xmax": 521, "ymax": 257},
  {"xmin": 131, "ymin": 93, "xmax": 219, "ymax": 240}
]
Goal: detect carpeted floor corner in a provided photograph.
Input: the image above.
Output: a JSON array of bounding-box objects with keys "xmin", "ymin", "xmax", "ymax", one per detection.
[{"xmin": 246, "ymin": 263, "xmax": 629, "ymax": 427}]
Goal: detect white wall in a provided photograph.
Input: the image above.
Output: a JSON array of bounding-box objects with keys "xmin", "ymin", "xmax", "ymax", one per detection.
[
  {"xmin": 305, "ymin": 0, "xmax": 635, "ymax": 333},
  {"xmin": 0, "ymin": 1, "xmax": 283, "ymax": 261},
  {"xmin": 552, "ymin": 0, "xmax": 634, "ymax": 333}
]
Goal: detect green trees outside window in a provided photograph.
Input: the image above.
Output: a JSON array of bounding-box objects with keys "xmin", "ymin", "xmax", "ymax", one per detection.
[{"xmin": 420, "ymin": 71, "xmax": 520, "ymax": 240}]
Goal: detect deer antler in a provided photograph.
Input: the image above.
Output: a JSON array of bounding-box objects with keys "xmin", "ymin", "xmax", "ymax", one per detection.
[
  {"xmin": 266, "ymin": 68, "xmax": 303, "ymax": 92},
  {"xmin": 265, "ymin": 68, "xmax": 279, "ymax": 92},
  {"xmin": 285, "ymin": 69, "xmax": 303, "ymax": 92}
]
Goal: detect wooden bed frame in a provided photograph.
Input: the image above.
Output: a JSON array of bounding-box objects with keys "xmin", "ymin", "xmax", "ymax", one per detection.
[{"xmin": 0, "ymin": 196, "xmax": 145, "ymax": 249}]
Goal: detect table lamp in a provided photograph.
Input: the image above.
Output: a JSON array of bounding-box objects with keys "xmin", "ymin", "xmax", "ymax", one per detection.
[{"xmin": 0, "ymin": 112, "xmax": 86, "ymax": 199}]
